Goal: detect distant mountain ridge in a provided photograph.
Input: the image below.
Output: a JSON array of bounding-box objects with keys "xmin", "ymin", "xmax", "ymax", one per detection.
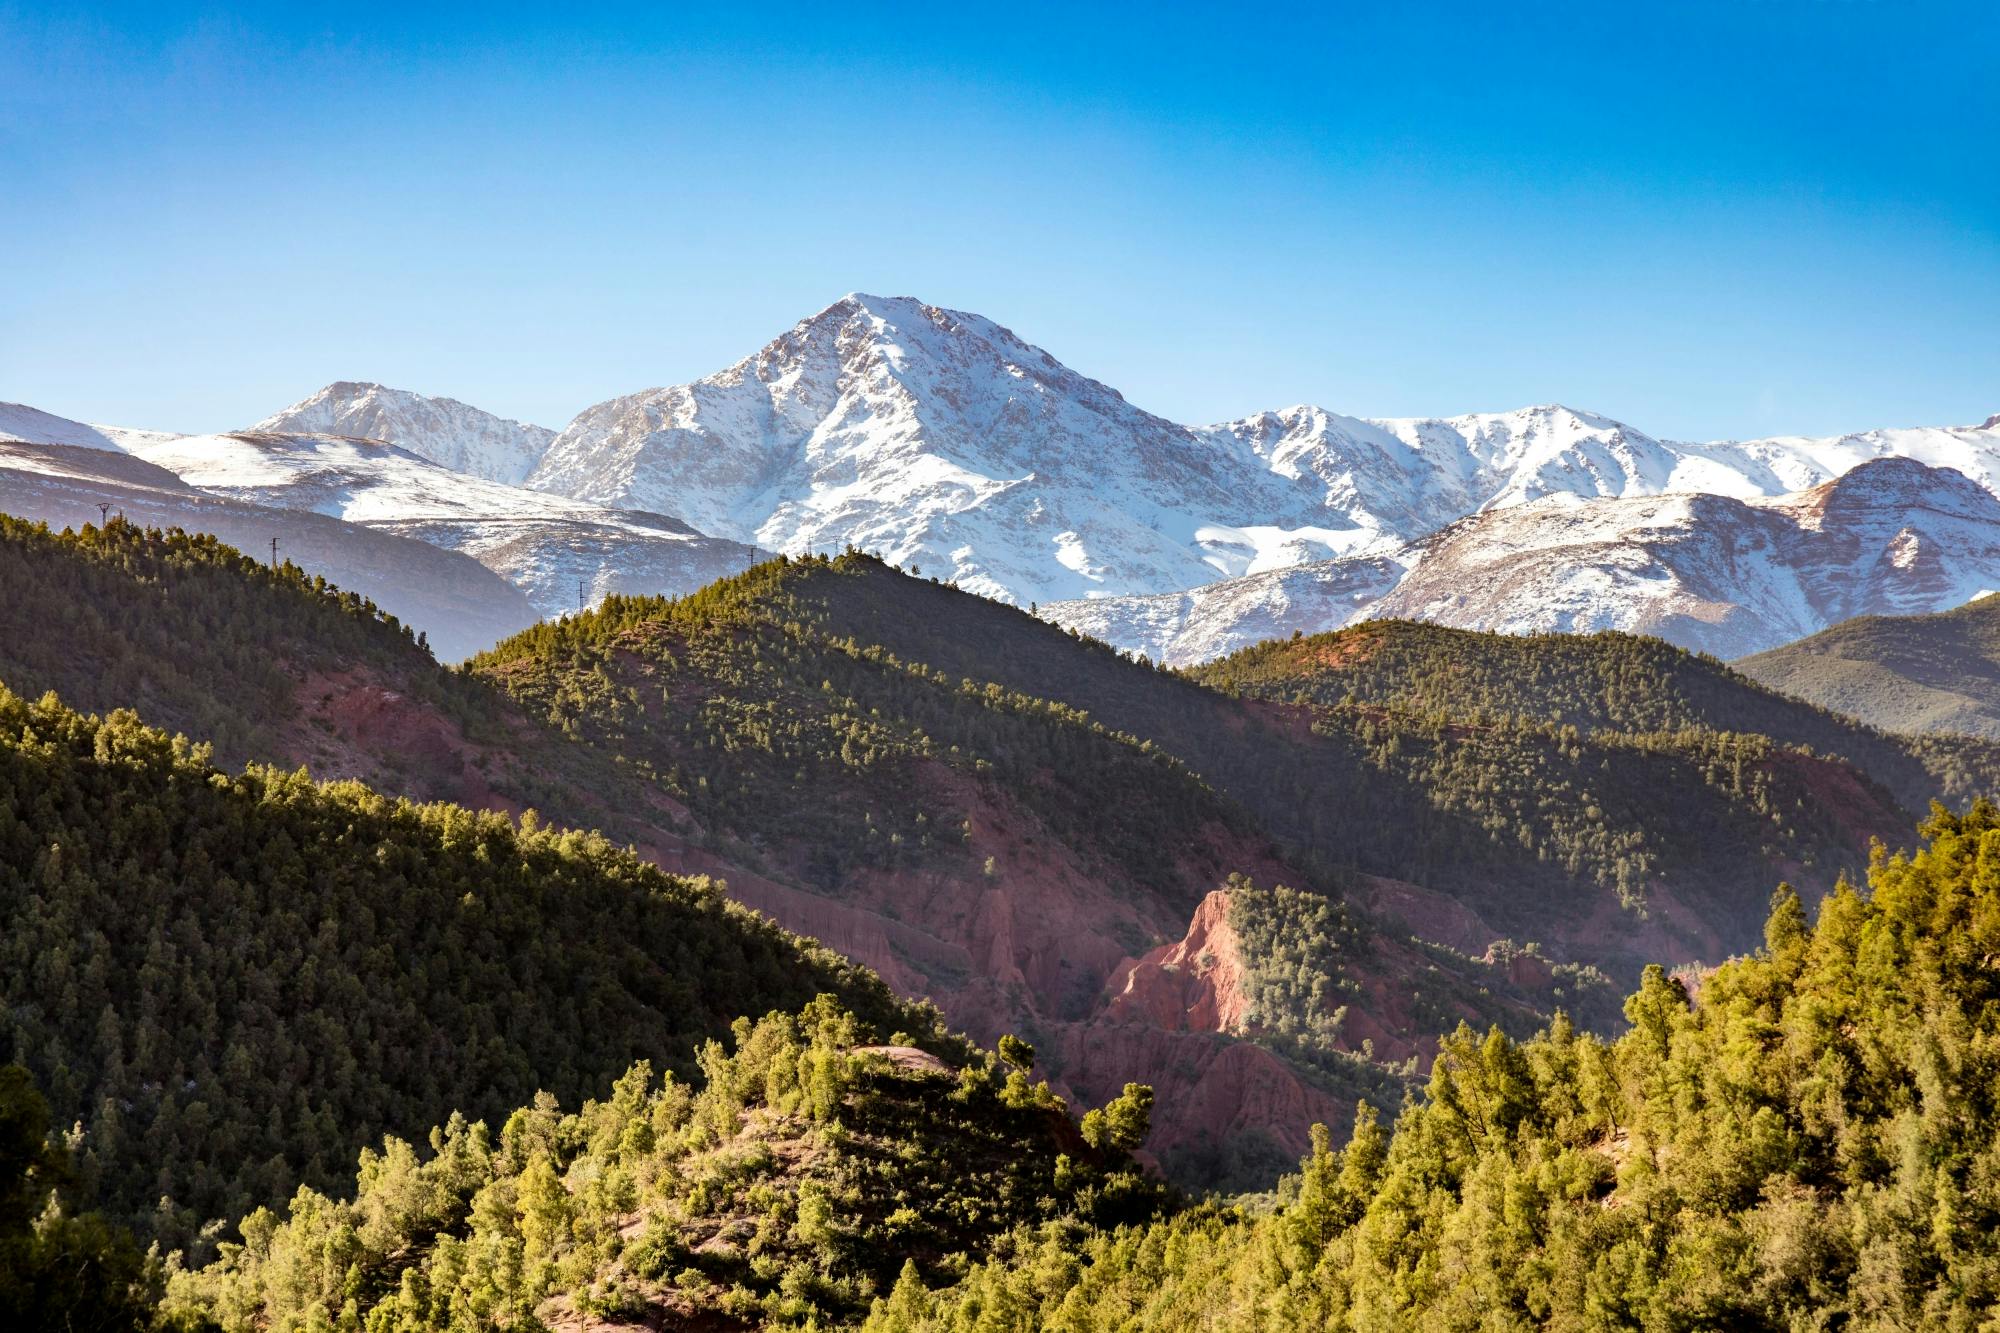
[
  {"xmin": 1737, "ymin": 593, "xmax": 2000, "ymax": 740},
  {"xmin": 0, "ymin": 403, "xmax": 761, "ymax": 640},
  {"xmin": 523, "ymin": 293, "xmax": 2000, "ymax": 617}
]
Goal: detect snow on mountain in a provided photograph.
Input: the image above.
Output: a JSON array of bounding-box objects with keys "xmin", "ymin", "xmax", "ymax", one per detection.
[
  {"xmin": 250, "ymin": 382, "xmax": 555, "ymax": 485},
  {"xmin": 528, "ymin": 294, "xmax": 1381, "ymax": 605},
  {"xmin": 1, "ymin": 401, "xmax": 129, "ymax": 451},
  {"xmin": 529, "ymin": 293, "xmax": 2000, "ymax": 616},
  {"xmin": 1717, "ymin": 419, "xmax": 2000, "ymax": 500},
  {"xmin": 116, "ymin": 430, "xmax": 761, "ymax": 618},
  {"xmin": 1051, "ymin": 458, "xmax": 2000, "ymax": 664},
  {"xmin": 1374, "ymin": 457, "xmax": 2000, "ymax": 657}
]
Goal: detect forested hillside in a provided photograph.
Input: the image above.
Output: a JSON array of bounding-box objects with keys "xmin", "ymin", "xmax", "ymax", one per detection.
[
  {"xmin": 0, "ymin": 686, "xmax": 945, "ymax": 1257},
  {"xmin": 1195, "ymin": 619, "xmax": 2000, "ymax": 811},
  {"xmin": 860, "ymin": 802, "xmax": 2000, "ymax": 1329},
  {"xmin": 479, "ymin": 553, "xmax": 1914, "ymax": 981},
  {"xmin": 139, "ymin": 800, "xmax": 2000, "ymax": 1329},
  {"xmin": 1738, "ymin": 595, "xmax": 2000, "ymax": 741},
  {"xmin": 0, "ymin": 519, "xmax": 1546, "ymax": 1191},
  {"xmin": 467, "ymin": 553, "xmax": 1560, "ymax": 1168}
]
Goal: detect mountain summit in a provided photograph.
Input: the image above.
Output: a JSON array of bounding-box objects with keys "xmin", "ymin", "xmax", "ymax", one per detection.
[{"xmin": 526, "ymin": 293, "xmax": 1350, "ymax": 604}]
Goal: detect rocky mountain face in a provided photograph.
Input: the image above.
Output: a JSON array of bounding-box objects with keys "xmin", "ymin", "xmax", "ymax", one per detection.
[
  {"xmin": 526, "ymin": 294, "xmax": 1374, "ymax": 605},
  {"xmin": 1371, "ymin": 457, "xmax": 2000, "ymax": 659},
  {"xmin": 520, "ymin": 293, "xmax": 2000, "ymax": 656},
  {"xmin": 250, "ymin": 381, "xmax": 555, "ymax": 484},
  {"xmin": 533, "ymin": 298, "xmax": 1835, "ymax": 607}
]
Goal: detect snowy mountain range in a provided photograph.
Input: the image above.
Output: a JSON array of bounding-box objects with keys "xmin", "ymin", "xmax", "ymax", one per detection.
[
  {"xmin": 1049, "ymin": 457, "xmax": 2000, "ymax": 663},
  {"xmin": 5, "ymin": 291, "xmax": 1995, "ymax": 663}
]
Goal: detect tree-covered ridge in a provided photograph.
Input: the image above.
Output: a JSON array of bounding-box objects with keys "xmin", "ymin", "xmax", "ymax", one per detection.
[
  {"xmin": 1194, "ymin": 618, "xmax": 2000, "ymax": 812},
  {"xmin": 0, "ymin": 685, "xmax": 946, "ymax": 1256},
  {"xmin": 867, "ymin": 803, "xmax": 2000, "ymax": 1330},
  {"xmin": 165, "ymin": 998, "xmax": 1166, "ymax": 1332},
  {"xmin": 0, "ymin": 514, "xmax": 489, "ymax": 769},
  {"xmin": 1739, "ymin": 595, "xmax": 2000, "ymax": 742},
  {"xmin": 471, "ymin": 552, "xmax": 1267, "ymax": 901}
]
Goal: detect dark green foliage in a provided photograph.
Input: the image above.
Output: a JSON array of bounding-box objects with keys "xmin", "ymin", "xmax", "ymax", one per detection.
[
  {"xmin": 869, "ymin": 804, "xmax": 2000, "ymax": 1329},
  {"xmin": 0, "ymin": 1065, "xmax": 164, "ymax": 1332},
  {"xmin": 167, "ymin": 998, "xmax": 1166, "ymax": 1330},
  {"xmin": 1738, "ymin": 594, "xmax": 2000, "ymax": 741},
  {"xmin": 0, "ymin": 686, "xmax": 948, "ymax": 1254}
]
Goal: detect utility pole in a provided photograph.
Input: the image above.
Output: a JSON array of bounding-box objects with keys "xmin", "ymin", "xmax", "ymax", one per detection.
[
  {"xmin": 577, "ymin": 579, "xmax": 585, "ymax": 615},
  {"xmin": 270, "ymin": 537, "xmax": 280, "ymax": 569},
  {"xmin": 97, "ymin": 502, "xmax": 110, "ymax": 526}
]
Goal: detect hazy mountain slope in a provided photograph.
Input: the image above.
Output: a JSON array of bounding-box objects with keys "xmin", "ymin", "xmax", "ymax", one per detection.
[
  {"xmin": 0, "ymin": 437, "xmax": 541, "ymax": 660},
  {"xmin": 1736, "ymin": 595, "xmax": 2000, "ymax": 740},
  {"xmin": 0, "ymin": 686, "xmax": 941, "ymax": 1250},
  {"xmin": 3, "ymin": 402, "xmax": 763, "ymax": 628},
  {"xmin": 120, "ymin": 428, "xmax": 764, "ymax": 619},
  {"xmin": 249, "ymin": 380, "xmax": 555, "ymax": 484}
]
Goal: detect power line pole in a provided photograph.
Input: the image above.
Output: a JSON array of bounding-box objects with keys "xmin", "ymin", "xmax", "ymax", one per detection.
[
  {"xmin": 269, "ymin": 537, "xmax": 280, "ymax": 569},
  {"xmin": 577, "ymin": 579, "xmax": 585, "ymax": 615},
  {"xmin": 97, "ymin": 502, "xmax": 110, "ymax": 526}
]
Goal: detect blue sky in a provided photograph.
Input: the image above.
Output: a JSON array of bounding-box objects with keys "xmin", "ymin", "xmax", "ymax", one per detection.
[{"xmin": 3, "ymin": 1, "xmax": 1995, "ymax": 440}]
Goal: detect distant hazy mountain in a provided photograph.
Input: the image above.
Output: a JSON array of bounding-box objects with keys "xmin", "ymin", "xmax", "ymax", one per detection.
[
  {"xmin": 125, "ymin": 428, "xmax": 761, "ymax": 618},
  {"xmin": 1737, "ymin": 593, "xmax": 2000, "ymax": 740},
  {"xmin": 250, "ymin": 381, "xmax": 555, "ymax": 484},
  {"xmin": 1, "ymin": 404, "xmax": 761, "ymax": 629}
]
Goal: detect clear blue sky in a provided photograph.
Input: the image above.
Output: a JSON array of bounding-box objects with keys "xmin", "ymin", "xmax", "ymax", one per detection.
[{"xmin": 3, "ymin": 1, "xmax": 1995, "ymax": 441}]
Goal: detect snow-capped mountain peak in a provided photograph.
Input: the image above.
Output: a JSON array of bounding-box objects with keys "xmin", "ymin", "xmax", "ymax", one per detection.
[
  {"xmin": 249, "ymin": 382, "xmax": 555, "ymax": 485},
  {"xmin": 528, "ymin": 293, "xmax": 1358, "ymax": 603}
]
